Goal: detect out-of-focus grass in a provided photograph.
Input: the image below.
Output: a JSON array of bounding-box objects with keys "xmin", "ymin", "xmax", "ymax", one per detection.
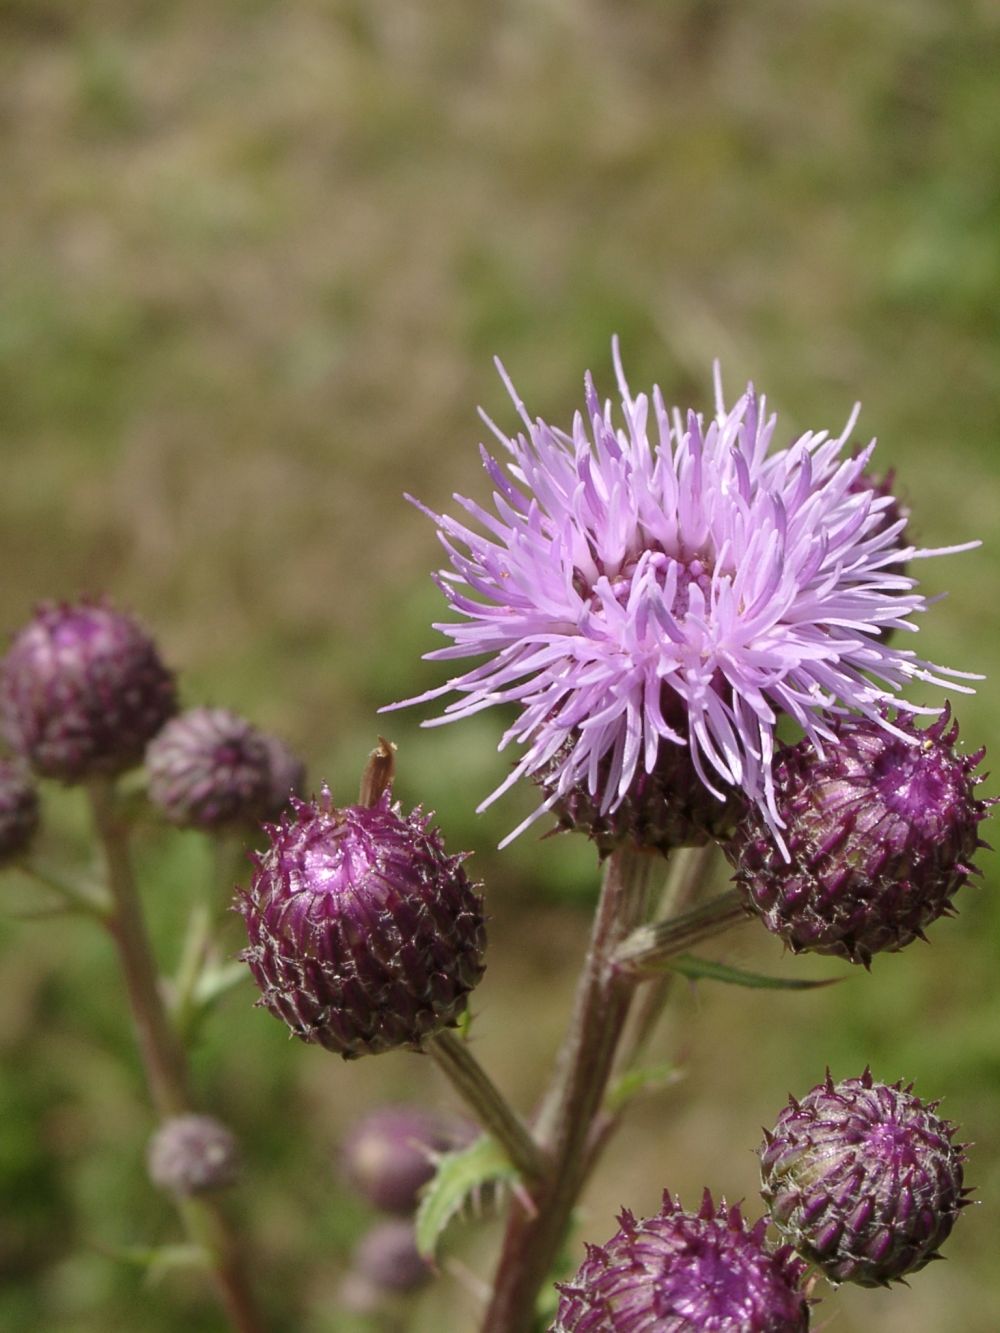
[{"xmin": 0, "ymin": 2, "xmax": 998, "ymax": 1329}]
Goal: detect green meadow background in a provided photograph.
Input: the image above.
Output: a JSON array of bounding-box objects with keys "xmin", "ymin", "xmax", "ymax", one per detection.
[{"xmin": 1, "ymin": 2, "xmax": 998, "ymax": 1330}]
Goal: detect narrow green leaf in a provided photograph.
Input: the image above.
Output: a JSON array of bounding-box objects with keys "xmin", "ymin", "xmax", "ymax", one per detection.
[
  {"xmin": 98, "ymin": 1241, "xmax": 207, "ymax": 1276},
  {"xmin": 667, "ymin": 953, "xmax": 840, "ymax": 991},
  {"xmin": 193, "ymin": 960, "xmax": 249, "ymax": 1007},
  {"xmin": 415, "ymin": 1135, "xmax": 520, "ymax": 1260},
  {"xmin": 606, "ymin": 1061, "xmax": 683, "ymax": 1114}
]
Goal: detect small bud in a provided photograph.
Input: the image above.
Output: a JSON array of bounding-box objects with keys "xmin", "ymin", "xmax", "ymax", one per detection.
[
  {"xmin": 146, "ymin": 708, "xmax": 273, "ymax": 829},
  {"xmin": 760, "ymin": 1071, "xmax": 969, "ymax": 1287},
  {"xmin": 0, "ymin": 600, "xmax": 177, "ymax": 782},
  {"xmin": 0, "ymin": 759, "xmax": 40, "ymax": 863},
  {"xmin": 238, "ymin": 789, "xmax": 486, "ymax": 1058},
  {"xmin": 147, "ymin": 1114, "xmax": 240, "ymax": 1197},
  {"xmin": 540, "ymin": 730, "xmax": 746, "ymax": 856},
  {"xmin": 553, "ymin": 1189, "xmax": 810, "ymax": 1331},
  {"xmin": 727, "ymin": 708, "xmax": 991, "ymax": 964},
  {"xmin": 352, "ymin": 1219, "xmax": 432, "ymax": 1295},
  {"xmin": 257, "ymin": 732, "xmax": 307, "ymax": 822},
  {"xmin": 342, "ymin": 1104, "xmax": 470, "ymax": 1215}
]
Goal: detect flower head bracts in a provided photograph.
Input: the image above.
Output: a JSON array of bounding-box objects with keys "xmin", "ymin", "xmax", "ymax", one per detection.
[
  {"xmin": 760, "ymin": 1070, "xmax": 970, "ymax": 1287},
  {"xmin": 238, "ymin": 788, "xmax": 486, "ymax": 1058},
  {"xmin": 552, "ymin": 1188, "xmax": 811, "ymax": 1331},
  {"xmin": 388, "ymin": 344, "xmax": 976, "ymax": 844}
]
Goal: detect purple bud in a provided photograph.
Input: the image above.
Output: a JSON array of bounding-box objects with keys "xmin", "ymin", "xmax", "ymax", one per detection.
[
  {"xmin": 0, "ymin": 759, "xmax": 40, "ymax": 863},
  {"xmin": 257, "ymin": 733, "xmax": 307, "ymax": 822},
  {"xmin": 146, "ymin": 707, "xmax": 273, "ymax": 829},
  {"xmin": 238, "ymin": 789, "xmax": 486, "ymax": 1058},
  {"xmin": 760, "ymin": 1071, "xmax": 969, "ymax": 1287},
  {"xmin": 540, "ymin": 727, "xmax": 746, "ymax": 856},
  {"xmin": 553, "ymin": 1189, "xmax": 811, "ymax": 1332},
  {"xmin": 147, "ymin": 1114, "xmax": 240, "ymax": 1196},
  {"xmin": 342, "ymin": 1104, "xmax": 469, "ymax": 1215},
  {"xmin": 352, "ymin": 1219, "xmax": 432, "ymax": 1295},
  {"xmin": 0, "ymin": 600, "xmax": 177, "ymax": 782},
  {"xmin": 727, "ymin": 708, "xmax": 991, "ymax": 964}
]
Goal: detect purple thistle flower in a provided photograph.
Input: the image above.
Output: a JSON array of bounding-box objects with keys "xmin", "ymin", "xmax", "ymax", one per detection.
[
  {"xmin": 238, "ymin": 789, "xmax": 486, "ymax": 1058},
  {"xmin": 1, "ymin": 600, "xmax": 177, "ymax": 783},
  {"xmin": 727, "ymin": 707, "xmax": 991, "ymax": 964},
  {"xmin": 760, "ymin": 1071, "xmax": 970, "ymax": 1287},
  {"xmin": 386, "ymin": 345, "xmax": 975, "ymax": 844},
  {"xmin": 552, "ymin": 1189, "xmax": 811, "ymax": 1331}
]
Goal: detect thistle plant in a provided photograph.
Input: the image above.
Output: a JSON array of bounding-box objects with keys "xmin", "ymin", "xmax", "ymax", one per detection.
[{"xmin": 0, "ymin": 346, "xmax": 989, "ymax": 1333}]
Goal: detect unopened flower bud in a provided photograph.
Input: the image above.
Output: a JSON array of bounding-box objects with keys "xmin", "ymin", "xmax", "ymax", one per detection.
[
  {"xmin": 238, "ymin": 789, "xmax": 486, "ymax": 1058},
  {"xmin": 342, "ymin": 1104, "xmax": 469, "ymax": 1215},
  {"xmin": 0, "ymin": 759, "xmax": 40, "ymax": 863},
  {"xmin": 760, "ymin": 1071, "xmax": 969, "ymax": 1287},
  {"xmin": 553, "ymin": 1189, "xmax": 810, "ymax": 1331},
  {"xmin": 727, "ymin": 708, "xmax": 990, "ymax": 965},
  {"xmin": 146, "ymin": 708, "xmax": 272, "ymax": 829},
  {"xmin": 353, "ymin": 1219, "xmax": 431, "ymax": 1295},
  {"xmin": 0, "ymin": 600, "xmax": 176, "ymax": 782},
  {"xmin": 147, "ymin": 1114, "xmax": 240, "ymax": 1197}
]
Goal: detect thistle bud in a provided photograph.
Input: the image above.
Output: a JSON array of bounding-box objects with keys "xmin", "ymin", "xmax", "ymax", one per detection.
[
  {"xmin": 727, "ymin": 708, "xmax": 990, "ymax": 965},
  {"xmin": 238, "ymin": 789, "xmax": 486, "ymax": 1058},
  {"xmin": 552, "ymin": 1190, "xmax": 811, "ymax": 1332},
  {"xmin": 541, "ymin": 730, "xmax": 746, "ymax": 857},
  {"xmin": 353, "ymin": 1219, "xmax": 431, "ymax": 1295},
  {"xmin": 342, "ymin": 1104, "xmax": 469, "ymax": 1215},
  {"xmin": 146, "ymin": 707, "xmax": 272, "ymax": 829},
  {"xmin": 0, "ymin": 759, "xmax": 40, "ymax": 863},
  {"xmin": 760, "ymin": 1071, "xmax": 969, "ymax": 1287},
  {"xmin": 0, "ymin": 600, "xmax": 177, "ymax": 782},
  {"xmin": 147, "ymin": 1114, "xmax": 240, "ymax": 1197}
]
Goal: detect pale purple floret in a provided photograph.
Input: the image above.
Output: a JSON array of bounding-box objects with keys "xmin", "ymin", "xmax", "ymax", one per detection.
[{"xmin": 386, "ymin": 343, "xmax": 976, "ymax": 843}]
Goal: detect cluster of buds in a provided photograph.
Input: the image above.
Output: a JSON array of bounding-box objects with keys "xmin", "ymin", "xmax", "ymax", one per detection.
[
  {"xmin": 337, "ymin": 1104, "xmax": 472, "ymax": 1308},
  {"xmin": 557, "ymin": 1069, "xmax": 969, "ymax": 1325},
  {"xmin": 0, "ymin": 600, "xmax": 305, "ymax": 839}
]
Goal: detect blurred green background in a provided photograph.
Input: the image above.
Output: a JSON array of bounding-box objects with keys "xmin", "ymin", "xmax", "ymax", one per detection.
[{"xmin": 1, "ymin": 1, "xmax": 999, "ymax": 1330}]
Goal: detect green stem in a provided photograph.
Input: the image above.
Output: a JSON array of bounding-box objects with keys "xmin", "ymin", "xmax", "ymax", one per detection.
[
  {"xmin": 613, "ymin": 888, "xmax": 747, "ymax": 972},
  {"xmin": 427, "ymin": 1030, "xmax": 545, "ymax": 1182},
  {"xmin": 482, "ymin": 843, "xmax": 656, "ymax": 1332},
  {"xmin": 13, "ymin": 858, "xmax": 111, "ymax": 918},
  {"xmin": 85, "ymin": 777, "xmax": 267, "ymax": 1333}
]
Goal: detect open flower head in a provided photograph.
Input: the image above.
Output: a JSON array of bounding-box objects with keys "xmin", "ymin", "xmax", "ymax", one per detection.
[{"xmin": 388, "ymin": 344, "xmax": 975, "ymax": 843}]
